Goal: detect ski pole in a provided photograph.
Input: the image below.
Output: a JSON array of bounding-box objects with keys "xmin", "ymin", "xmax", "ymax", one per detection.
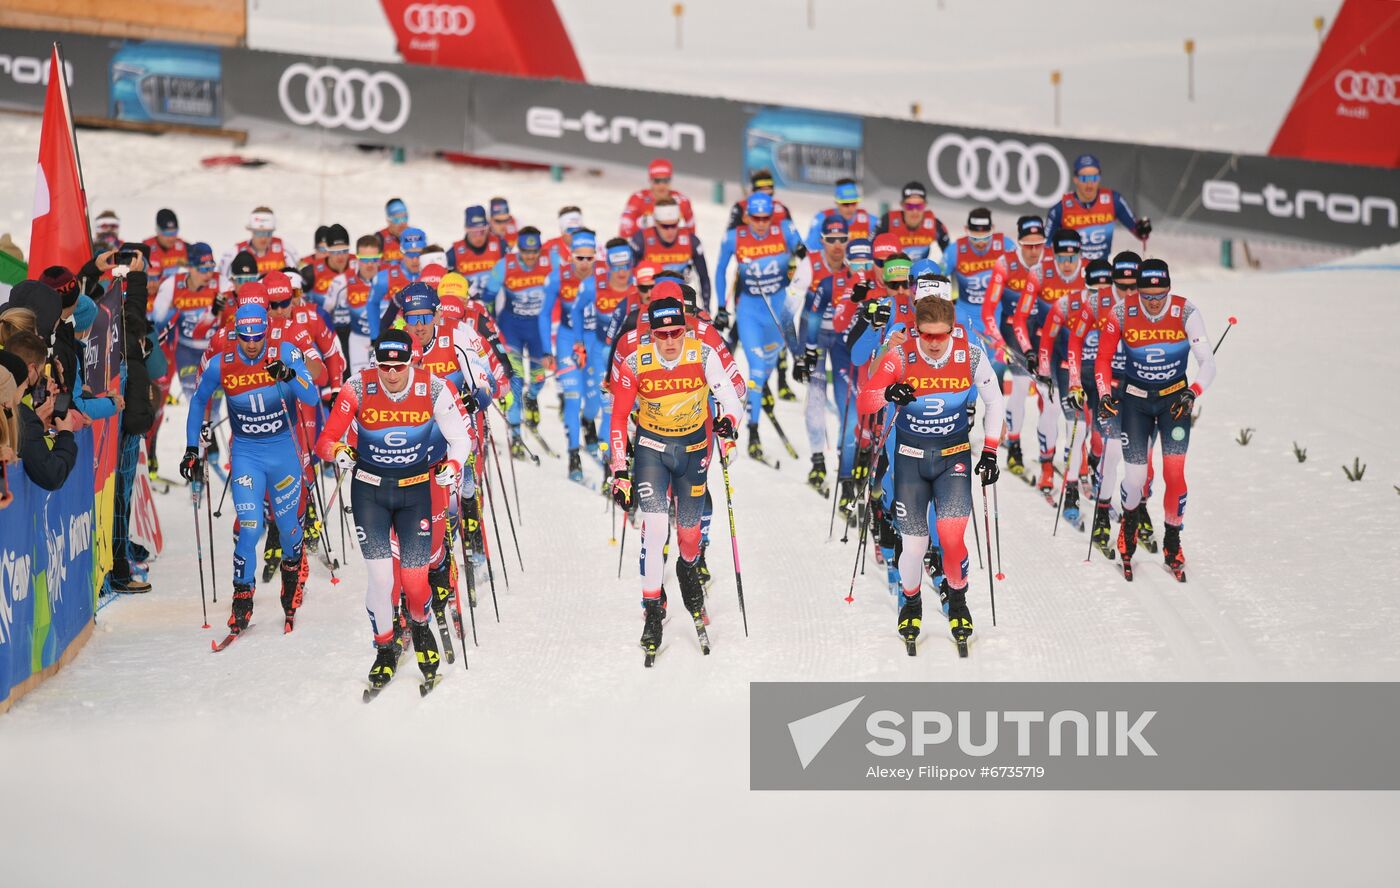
[
  {"xmin": 191, "ymin": 464, "xmax": 210, "ymax": 629},
  {"xmin": 487, "ymin": 416, "xmax": 525, "ymax": 572},
  {"xmin": 198, "ymin": 426, "xmax": 219, "ymax": 603},
  {"xmin": 211, "ymin": 465, "xmax": 233, "ymax": 517},
  {"xmin": 1084, "ymin": 440, "xmax": 1106, "ymax": 563},
  {"xmin": 829, "ymin": 371, "xmax": 853, "ymax": 540},
  {"xmin": 717, "ymin": 445, "xmax": 749, "ymax": 636},
  {"xmin": 982, "ymin": 482, "xmax": 998, "ymax": 627},
  {"xmin": 1213, "ymin": 316, "xmax": 1238, "ymax": 354},
  {"xmin": 969, "ymin": 483, "xmax": 984, "ymax": 570},
  {"xmin": 479, "ymin": 453, "xmax": 507, "ymax": 614},
  {"xmin": 445, "ymin": 511, "xmax": 468, "ymax": 670},
  {"xmin": 992, "ymin": 483, "xmax": 1004, "ymax": 581},
  {"xmin": 1052, "ymin": 414, "xmax": 1080, "ymax": 537},
  {"xmin": 331, "ymin": 463, "xmax": 351, "ymax": 555},
  {"xmin": 760, "ymin": 382, "xmax": 800, "ymax": 460},
  {"xmin": 289, "ymin": 401, "xmax": 339, "ymax": 580},
  {"xmin": 617, "ymin": 506, "xmax": 630, "ymax": 578}
]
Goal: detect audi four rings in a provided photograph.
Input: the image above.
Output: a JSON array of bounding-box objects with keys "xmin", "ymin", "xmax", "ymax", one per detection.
[
  {"xmin": 926, "ymin": 133, "xmax": 1070, "ymax": 209},
  {"xmin": 277, "ymin": 63, "xmax": 411, "ymax": 134},
  {"xmin": 403, "ymin": 3, "xmax": 476, "ymax": 36},
  {"xmin": 1333, "ymin": 70, "xmax": 1400, "ymax": 105}
]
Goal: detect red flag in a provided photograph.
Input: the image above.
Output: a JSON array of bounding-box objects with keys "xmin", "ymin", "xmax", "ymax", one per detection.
[{"xmin": 28, "ymin": 43, "xmax": 92, "ymax": 275}]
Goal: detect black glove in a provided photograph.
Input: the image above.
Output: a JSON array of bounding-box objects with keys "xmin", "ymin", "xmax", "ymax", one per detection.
[
  {"xmin": 791, "ymin": 353, "xmax": 809, "ymax": 383},
  {"xmin": 461, "ymin": 388, "xmax": 482, "ymax": 414},
  {"xmin": 265, "ymin": 360, "xmax": 296, "ymax": 382},
  {"xmin": 1169, "ymin": 387, "xmax": 1196, "ymax": 421},
  {"xmin": 850, "ymin": 282, "xmax": 872, "ymax": 304},
  {"xmin": 1099, "ymin": 394, "xmax": 1119, "ymax": 418},
  {"xmin": 211, "ymin": 292, "xmax": 226, "ymax": 316},
  {"xmin": 1036, "ymin": 374, "xmax": 1052, "ymax": 390},
  {"xmin": 713, "ymin": 415, "xmax": 738, "ymax": 440},
  {"xmin": 975, "ymin": 449, "xmax": 1000, "ymax": 486},
  {"xmin": 884, "ymin": 382, "xmax": 915, "ymax": 405},
  {"xmin": 1024, "ymin": 350, "xmax": 1040, "ymax": 377},
  {"xmin": 1134, "ymin": 217, "xmax": 1153, "ymax": 240},
  {"xmin": 611, "ymin": 469, "xmax": 633, "ymax": 510},
  {"xmin": 863, "ymin": 301, "xmax": 891, "ymax": 329},
  {"xmin": 713, "ymin": 307, "xmax": 731, "ymax": 332},
  {"xmin": 1065, "ymin": 387, "xmax": 1086, "ymax": 411},
  {"xmin": 801, "ymin": 346, "xmax": 820, "ymax": 383},
  {"xmin": 179, "ymin": 445, "xmax": 202, "ymax": 482},
  {"xmin": 792, "ymin": 243, "xmax": 808, "ymax": 261}
]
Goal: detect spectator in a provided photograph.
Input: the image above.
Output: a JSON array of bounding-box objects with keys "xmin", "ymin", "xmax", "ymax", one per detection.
[
  {"xmin": 0, "ymin": 305, "xmax": 39, "ymax": 344},
  {"xmin": 0, "ymin": 352, "xmax": 22, "ymax": 510},
  {"xmin": 70, "ymin": 293, "xmax": 123, "ymax": 421},
  {"xmin": 2, "ymin": 330, "xmax": 82, "ymax": 491},
  {"xmin": 38, "ymin": 266, "xmax": 85, "ymax": 393}
]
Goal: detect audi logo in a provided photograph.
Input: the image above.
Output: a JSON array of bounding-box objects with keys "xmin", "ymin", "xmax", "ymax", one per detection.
[
  {"xmin": 404, "ymin": 3, "xmax": 476, "ymax": 36},
  {"xmin": 1334, "ymin": 70, "xmax": 1400, "ymax": 105},
  {"xmin": 277, "ymin": 63, "xmax": 411, "ymax": 134},
  {"xmin": 927, "ymin": 133, "xmax": 1069, "ymax": 209}
]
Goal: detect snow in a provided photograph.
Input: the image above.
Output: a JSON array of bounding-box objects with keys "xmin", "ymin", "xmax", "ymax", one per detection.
[
  {"xmin": 247, "ymin": 0, "xmax": 1343, "ymax": 155},
  {"xmin": 1, "ymin": 116, "xmax": 1399, "ymax": 883}
]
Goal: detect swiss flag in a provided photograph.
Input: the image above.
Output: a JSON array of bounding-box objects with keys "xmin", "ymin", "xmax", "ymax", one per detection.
[{"xmin": 28, "ymin": 43, "xmax": 92, "ymax": 275}]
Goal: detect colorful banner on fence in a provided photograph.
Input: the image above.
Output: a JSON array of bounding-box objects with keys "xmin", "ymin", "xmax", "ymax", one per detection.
[{"xmin": 0, "ymin": 428, "xmax": 97, "ymax": 711}]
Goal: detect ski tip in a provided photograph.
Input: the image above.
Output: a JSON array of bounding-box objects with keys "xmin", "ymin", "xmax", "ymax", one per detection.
[
  {"xmin": 956, "ymin": 640, "xmax": 970, "ymax": 658},
  {"xmin": 210, "ymin": 639, "xmax": 218, "ymax": 652},
  {"xmin": 905, "ymin": 640, "xmax": 918, "ymax": 657}
]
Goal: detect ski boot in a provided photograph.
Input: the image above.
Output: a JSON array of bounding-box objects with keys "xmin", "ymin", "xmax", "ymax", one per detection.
[
  {"xmin": 368, "ymin": 641, "xmax": 398, "ymax": 689},
  {"xmin": 677, "ymin": 557, "xmax": 711, "ymax": 640},
  {"xmin": 936, "ymin": 578, "xmax": 952, "ymax": 617},
  {"xmin": 923, "ymin": 544, "xmax": 943, "ymax": 581},
  {"xmin": 510, "ymin": 430, "xmax": 528, "ymax": 461},
  {"xmin": 945, "ymin": 584, "xmax": 973, "ymax": 655},
  {"xmin": 1062, "ymin": 486, "xmax": 1083, "ymax": 531},
  {"xmin": 1091, "ymin": 500, "xmax": 1115, "ymax": 559},
  {"xmin": 640, "ymin": 597, "xmax": 665, "ymax": 665},
  {"xmin": 279, "ymin": 554, "xmax": 308, "ymax": 632},
  {"xmin": 429, "ymin": 556, "xmax": 454, "ymax": 619},
  {"xmin": 1134, "ymin": 503, "xmax": 1158, "ymax": 553},
  {"xmin": 302, "ymin": 500, "xmax": 322, "ymax": 554},
  {"xmin": 776, "ymin": 355, "xmax": 797, "ymax": 401},
  {"xmin": 837, "ymin": 477, "xmax": 857, "ymax": 526},
  {"xmin": 747, "ymin": 423, "xmax": 765, "ymax": 461},
  {"xmin": 1163, "ymin": 524, "xmax": 1186, "ymax": 582},
  {"xmin": 567, "ymin": 449, "xmax": 584, "ymax": 484},
  {"xmin": 695, "ymin": 548, "xmax": 712, "ymax": 590},
  {"xmin": 1006, "ymin": 439, "xmax": 1025, "ymax": 476},
  {"xmin": 898, "ymin": 592, "xmax": 922, "ymax": 654},
  {"xmin": 1116, "ymin": 507, "xmax": 1140, "ymax": 580},
  {"xmin": 1037, "ymin": 459, "xmax": 1056, "ymax": 499},
  {"xmin": 524, "ymin": 394, "xmax": 541, "ymax": 429},
  {"xmin": 807, "ymin": 453, "xmax": 827, "ymax": 494},
  {"xmin": 228, "ymin": 582, "xmax": 255, "ymax": 634},
  {"xmin": 148, "ymin": 453, "xmax": 160, "ymax": 480},
  {"xmin": 410, "ymin": 619, "xmax": 440, "ymax": 681}
]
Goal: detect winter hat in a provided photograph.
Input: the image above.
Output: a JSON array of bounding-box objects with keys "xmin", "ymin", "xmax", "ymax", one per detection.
[
  {"xmin": 72, "ymin": 294, "xmax": 99, "ymax": 333},
  {"xmin": 40, "ymin": 266, "xmax": 80, "ymax": 308}
]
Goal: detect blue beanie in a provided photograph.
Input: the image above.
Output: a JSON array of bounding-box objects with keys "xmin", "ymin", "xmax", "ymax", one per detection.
[{"xmin": 72, "ymin": 293, "xmax": 99, "ymax": 332}]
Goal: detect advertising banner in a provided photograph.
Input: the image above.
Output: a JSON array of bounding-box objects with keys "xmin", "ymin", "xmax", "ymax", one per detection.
[
  {"xmin": 467, "ymin": 73, "xmax": 747, "ymax": 181},
  {"xmin": 0, "ymin": 428, "xmax": 97, "ymax": 711},
  {"xmin": 378, "ymin": 0, "xmax": 583, "ymax": 81}
]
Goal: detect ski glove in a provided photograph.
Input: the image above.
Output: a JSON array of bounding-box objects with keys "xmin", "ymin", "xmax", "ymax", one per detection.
[
  {"xmin": 265, "ymin": 360, "xmax": 297, "ymax": 382},
  {"xmin": 435, "ymin": 460, "xmax": 460, "ymax": 489},
  {"xmin": 975, "ymin": 449, "xmax": 1000, "ymax": 486},
  {"xmin": 179, "ymin": 446, "xmax": 202, "ymax": 482},
  {"xmin": 1169, "ymin": 387, "xmax": 1196, "ymax": 421},
  {"xmin": 713, "ymin": 415, "xmax": 738, "ymax": 440},
  {"xmin": 332, "ymin": 443, "xmax": 358, "ymax": 471},
  {"xmin": 863, "ymin": 301, "xmax": 891, "ymax": 329},
  {"xmin": 850, "ymin": 282, "xmax": 873, "ymax": 304},
  {"xmin": 1134, "ymin": 217, "xmax": 1153, "ymax": 240},
  {"xmin": 1099, "ymin": 394, "xmax": 1119, "ymax": 418},
  {"xmin": 884, "ymin": 382, "xmax": 916, "ymax": 405},
  {"xmin": 611, "ymin": 469, "xmax": 633, "ymax": 509},
  {"xmin": 1066, "ymin": 387, "xmax": 1086, "ymax": 411},
  {"xmin": 1024, "ymin": 350, "xmax": 1040, "ymax": 377},
  {"xmin": 713, "ymin": 307, "xmax": 731, "ymax": 332}
]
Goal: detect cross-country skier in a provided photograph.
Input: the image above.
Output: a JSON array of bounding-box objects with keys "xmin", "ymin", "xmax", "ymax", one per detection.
[
  {"xmin": 448, "ymin": 205, "xmax": 510, "ymax": 301},
  {"xmin": 941, "ymin": 207, "xmax": 1011, "ymax": 367},
  {"xmin": 488, "ymin": 197, "xmax": 519, "ymax": 249},
  {"xmin": 377, "ymin": 198, "xmax": 411, "ymax": 266},
  {"xmin": 726, "ymin": 168, "xmax": 792, "ymax": 230},
  {"xmin": 607, "ymin": 295, "xmax": 746, "ymax": 664},
  {"xmin": 805, "ymin": 178, "xmax": 875, "ymax": 250},
  {"xmin": 220, "ymin": 207, "xmax": 297, "ymax": 281},
  {"xmin": 619, "ymin": 158, "xmax": 696, "ymax": 238},
  {"xmin": 1093, "ymin": 258, "xmax": 1215, "ymax": 581},
  {"xmin": 143, "ymin": 208, "xmax": 187, "ymax": 280},
  {"xmin": 981, "ymin": 215, "xmax": 1047, "ymax": 476},
  {"xmin": 366, "ymin": 227, "xmax": 426, "ymax": 339},
  {"xmin": 1046, "ymin": 154, "xmax": 1151, "ymax": 262},
  {"xmin": 875, "ymin": 181, "xmax": 950, "ymax": 261},
  {"xmin": 180, "ymin": 296, "xmax": 320, "ymax": 640},
  {"xmin": 858, "ymin": 295, "xmax": 1004, "ymax": 654},
  {"xmin": 316, "ymin": 329, "xmax": 473, "ymax": 693},
  {"xmin": 483, "ymin": 226, "xmax": 551, "ymax": 454}
]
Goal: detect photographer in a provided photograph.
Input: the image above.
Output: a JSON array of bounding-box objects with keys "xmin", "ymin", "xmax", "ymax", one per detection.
[{"xmin": 1, "ymin": 331, "xmax": 81, "ymax": 491}]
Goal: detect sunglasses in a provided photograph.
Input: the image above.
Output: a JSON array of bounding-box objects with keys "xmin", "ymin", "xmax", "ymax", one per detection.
[
  {"xmin": 237, "ymin": 332, "xmax": 265, "ymax": 343},
  {"xmin": 652, "ymin": 327, "xmax": 684, "ymax": 340},
  {"xmin": 656, "ymin": 220, "xmax": 679, "ymax": 229},
  {"xmin": 1076, "ymin": 174, "xmax": 1102, "ymax": 183},
  {"xmin": 651, "ymin": 177, "xmax": 672, "ymax": 184},
  {"xmin": 573, "ymin": 254, "xmax": 596, "ymax": 263},
  {"xmin": 378, "ymin": 361, "xmax": 409, "ymax": 372},
  {"xmin": 490, "ymin": 215, "xmax": 511, "ymax": 223},
  {"xmin": 269, "ymin": 298, "xmax": 294, "ymax": 310},
  {"xmin": 1055, "ymin": 252, "xmax": 1081, "ymax": 260},
  {"xmin": 232, "ymin": 274, "xmax": 259, "ymax": 286},
  {"xmin": 327, "ymin": 246, "xmax": 351, "ymax": 254},
  {"xmin": 919, "ymin": 330, "xmax": 952, "ymax": 343},
  {"xmin": 357, "ymin": 254, "xmax": 382, "ymax": 263},
  {"xmin": 848, "ymin": 260, "xmax": 874, "ymax": 273},
  {"xmin": 886, "ymin": 280, "xmax": 911, "ymax": 290},
  {"xmin": 1140, "ymin": 288, "xmax": 1169, "ymax": 298},
  {"xmin": 638, "ymin": 284, "xmax": 654, "ymax": 294},
  {"xmin": 404, "ymin": 312, "xmax": 435, "ymax": 326},
  {"xmin": 195, "ymin": 263, "xmax": 217, "ymax": 273},
  {"xmin": 250, "ymin": 229, "xmax": 274, "ymax": 237},
  {"xmin": 823, "ymin": 235, "xmax": 849, "ymax": 244},
  {"xmin": 749, "ymin": 214, "xmax": 772, "ymax": 223},
  {"xmin": 969, "ymin": 232, "xmax": 993, "ymax": 241},
  {"xmin": 902, "ymin": 202, "xmax": 927, "ymax": 211}
]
